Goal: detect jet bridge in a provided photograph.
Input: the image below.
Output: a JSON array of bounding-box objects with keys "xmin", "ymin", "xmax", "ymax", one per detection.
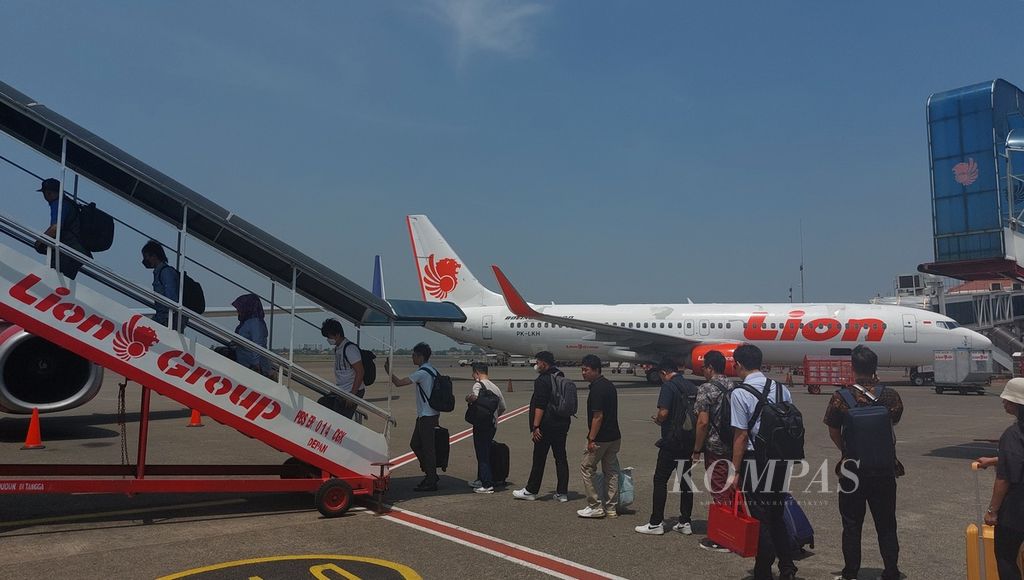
[{"xmin": 0, "ymin": 81, "xmax": 464, "ymax": 515}]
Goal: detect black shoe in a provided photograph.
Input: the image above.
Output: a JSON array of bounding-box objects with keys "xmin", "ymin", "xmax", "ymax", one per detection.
[
  {"xmin": 414, "ymin": 478, "xmax": 439, "ymax": 492},
  {"xmin": 778, "ymin": 571, "xmax": 797, "ymax": 580}
]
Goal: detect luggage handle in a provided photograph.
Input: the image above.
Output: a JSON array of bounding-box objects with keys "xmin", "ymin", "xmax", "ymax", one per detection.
[
  {"xmin": 732, "ymin": 488, "xmax": 751, "ymax": 518},
  {"xmin": 971, "ymin": 461, "xmax": 989, "ymax": 580}
]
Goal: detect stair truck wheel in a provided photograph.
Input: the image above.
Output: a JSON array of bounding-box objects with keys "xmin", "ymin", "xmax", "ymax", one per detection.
[
  {"xmin": 935, "ymin": 386, "xmax": 944, "ymax": 394},
  {"xmin": 315, "ymin": 478, "xmax": 354, "ymax": 518},
  {"xmin": 807, "ymin": 384, "xmax": 821, "ymax": 395},
  {"xmin": 912, "ymin": 375, "xmax": 925, "ymax": 386}
]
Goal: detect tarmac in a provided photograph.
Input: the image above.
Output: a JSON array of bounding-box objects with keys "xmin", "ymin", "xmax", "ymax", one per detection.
[{"xmin": 0, "ymin": 355, "xmax": 1010, "ymax": 579}]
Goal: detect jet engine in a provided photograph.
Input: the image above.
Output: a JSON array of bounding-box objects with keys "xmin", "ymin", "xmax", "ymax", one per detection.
[
  {"xmin": 0, "ymin": 322, "xmax": 104, "ymax": 414},
  {"xmin": 689, "ymin": 343, "xmax": 741, "ymax": 376}
]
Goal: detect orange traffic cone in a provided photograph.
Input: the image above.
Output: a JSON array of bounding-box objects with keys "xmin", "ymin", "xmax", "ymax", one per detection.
[
  {"xmin": 21, "ymin": 408, "xmax": 44, "ymax": 450},
  {"xmin": 507, "ymin": 378, "xmax": 513, "ymax": 393},
  {"xmin": 187, "ymin": 409, "xmax": 204, "ymax": 427}
]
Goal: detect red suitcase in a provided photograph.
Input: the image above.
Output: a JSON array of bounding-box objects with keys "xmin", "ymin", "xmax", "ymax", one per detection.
[{"xmin": 708, "ymin": 489, "xmax": 760, "ymax": 558}]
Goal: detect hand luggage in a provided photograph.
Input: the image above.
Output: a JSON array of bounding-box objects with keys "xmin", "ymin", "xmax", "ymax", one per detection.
[
  {"xmin": 592, "ymin": 467, "xmax": 635, "ymax": 507},
  {"xmin": 966, "ymin": 461, "xmax": 998, "ymax": 580},
  {"xmin": 434, "ymin": 426, "xmax": 450, "ymax": 472},
  {"xmin": 707, "ymin": 489, "xmax": 760, "ymax": 558},
  {"xmin": 782, "ymin": 493, "xmax": 815, "ymax": 554},
  {"xmin": 490, "ymin": 441, "xmax": 510, "ymax": 484}
]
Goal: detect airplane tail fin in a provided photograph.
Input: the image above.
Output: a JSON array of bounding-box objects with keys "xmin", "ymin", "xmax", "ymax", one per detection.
[
  {"xmin": 372, "ymin": 255, "xmax": 386, "ymax": 300},
  {"xmin": 406, "ymin": 215, "xmax": 503, "ymax": 307}
]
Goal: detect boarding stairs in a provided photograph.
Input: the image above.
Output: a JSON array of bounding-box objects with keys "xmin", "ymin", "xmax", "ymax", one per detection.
[{"xmin": 0, "ymin": 234, "xmax": 388, "ymax": 491}]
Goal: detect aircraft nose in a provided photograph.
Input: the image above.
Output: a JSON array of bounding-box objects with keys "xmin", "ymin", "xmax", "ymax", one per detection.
[{"xmin": 969, "ymin": 330, "xmax": 992, "ymax": 349}]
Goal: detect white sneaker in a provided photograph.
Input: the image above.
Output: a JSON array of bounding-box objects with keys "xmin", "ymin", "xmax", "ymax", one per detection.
[
  {"xmin": 512, "ymin": 488, "xmax": 538, "ymax": 501},
  {"xmin": 576, "ymin": 506, "xmax": 605, "ymax": 518},
  {"xmin": 552, "ymin": 493, "xmax": 569, "ymax": 503},
  {"xmin": 467, "ymin": 480, "xmax": 482, "ymax": 488},
  {"xmin": 474, "ymin": 486, "xmax": 495, "ymax": 494},
  {"xmin": 634, "ymin": 523, "xmax": 666, "ymax": 535},
  {"xmin": 673, "ymin": 521, "xmax": 693, "ymax": 535}
]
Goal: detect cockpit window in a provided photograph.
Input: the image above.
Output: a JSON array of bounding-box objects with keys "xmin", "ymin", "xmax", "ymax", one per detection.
[{"xmin": 937, "ymin": 321, "xmax": 960, "ymax": 329}]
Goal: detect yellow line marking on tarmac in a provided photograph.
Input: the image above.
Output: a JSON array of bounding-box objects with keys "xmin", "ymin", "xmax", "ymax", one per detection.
[
  {"xmin": 157, "ymin": 555, "xmax": 420, "ymax": 579},
  {"xmin": 0, "ymin": 498, "xmax": 245, "ymax": 528}
]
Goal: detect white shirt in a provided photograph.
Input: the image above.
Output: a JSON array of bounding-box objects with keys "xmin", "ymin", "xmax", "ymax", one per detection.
[
  {"xmin": 472, "ymin": 379, "xmax": 508, "ymax": 425},
  {"xmin": 410, "ymin": 364, "xmax": 440, "ymax": 418},
  {"xmin": 730, "ymin": 371, "xmax": 793, "ymax": 451},
  {"xmin": 332, "ymin": 339, "xmax": 364, "ymax": 393}
]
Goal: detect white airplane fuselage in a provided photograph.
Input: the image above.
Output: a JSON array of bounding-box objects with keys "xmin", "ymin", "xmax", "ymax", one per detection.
[{"xmin": 426, "ymin": 302, "xmax": 988, "ymax": 368}]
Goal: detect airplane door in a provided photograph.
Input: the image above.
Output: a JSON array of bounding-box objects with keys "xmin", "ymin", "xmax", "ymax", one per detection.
[
  {"xmin": 684, "ymin": 320, "xmax": 695, "ymax": 336},
  {"xmin": 482, "ymin": 315, "xmax": 493, "ymax": 340},
  {"xmin": 699, "ymin": 319, "xmax": 710, "ymax": 337},
  {"xmin": 902, "ymin": 314, "xmax": 917, "ymax": 343}
]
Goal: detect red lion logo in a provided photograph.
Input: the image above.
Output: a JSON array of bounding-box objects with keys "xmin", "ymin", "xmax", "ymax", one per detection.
[
  {"xmin": 112, "ymin": 314, "xmax": 160, "ymax": 361},
  {"xmin": 953, "ymin": 158, "xmax": 979, "ymax": 187},
  {"xmin": 423, "ymin": 254, "xmax": 461, "ymax": 299}
]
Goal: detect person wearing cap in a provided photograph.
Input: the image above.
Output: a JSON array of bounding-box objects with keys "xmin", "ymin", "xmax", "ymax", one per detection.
[
  {"xmin": 976, "ymin": 378, "xmax": 1024, "ymax": 580},
  {"xmin": 513, "ymin": 351, "xmax": 571, "ymax": 502},
  {"xmin": 35, "ymin": 177, "xmax": 90, "ymax": 279}
]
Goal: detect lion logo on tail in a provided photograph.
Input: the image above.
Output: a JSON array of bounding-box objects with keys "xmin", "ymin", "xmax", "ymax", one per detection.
[{"xmin": 422, "ymin": 254, "xmax": 461, "ymax": 299}]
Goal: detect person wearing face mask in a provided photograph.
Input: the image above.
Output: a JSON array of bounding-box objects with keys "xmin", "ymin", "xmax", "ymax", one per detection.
[
  {"xmin": 976, "ymin": 378, "xmax": 1024, "ymax": 580},
  {"xmin": 141, "ymin": 239, "xmax": 180, "ymax": 328},
  {"xmin": 232, "ymin": 293, "xmax": 271, "ymax": 377},
  {"xmin": 513, "ymin": 351, "xmax": 571, "ymax": 502},
  {"xmin": 320, "ymin": 318, "xmax": 365, "ymax": 422}
]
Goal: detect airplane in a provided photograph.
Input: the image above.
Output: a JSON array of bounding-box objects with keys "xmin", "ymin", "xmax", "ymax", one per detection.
[{"xmin": 405, "ymin": 214, "xmax": 993, "ymax": 382}]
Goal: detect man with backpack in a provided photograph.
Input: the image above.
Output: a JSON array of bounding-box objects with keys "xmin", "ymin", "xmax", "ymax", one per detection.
[
  {"xmin": 691, "ymin": 350, "xmax": 734, "ymax": 552},
  {"xmin": 320, "ymin": 318, "xmax": 365, "ymax": 422},
  {"xmin": 35, "ymin": 177, "xmax": 91, "ymax": 279},
  {"xmin": 141, "ymin": 240, "xmax": 181, "ymax": 329},
  {"xmin": 513, "ymin": 351, "xmax": 573, "ymax": 502},
  {"xmin": 388, "ymin": 342, "xmax": 443, "ymax": 492},
  {"xmin": 635, "ymin": 358, "xmax": 698, "ymax": 536},
  {"xmin": 465, "ymin": 362, "xmax": 506, "ymax": 494},
  {"xmin": 577, "ymin": 354, "xmax": 622, "ymax": 519},
  {"xmin": 727, "ymin": 343, "xmax": 799, "ymax": 580},
  {"xmin": 823, "ymin": 345, "xmax": 903, "ymax": 580}
]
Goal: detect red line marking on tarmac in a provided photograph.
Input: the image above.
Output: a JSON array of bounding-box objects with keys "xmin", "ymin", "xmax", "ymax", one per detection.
[
  {"xmin": 388, "ymin": 404, "xmax": 529, "ymax": 469},
  {"xmin": 381, "ymin": 507, "xmax": 627, "ymax": 580}
]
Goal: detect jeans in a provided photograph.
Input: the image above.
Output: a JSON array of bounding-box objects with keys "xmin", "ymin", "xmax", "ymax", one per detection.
[
  {"xmin": 473, "ymin": 422, "xmax": 497, "ymax": 487},
  {"xmin": 994, "ymin": 524, "xmax": 1024, "ymax": 580},
  {"xmin": 742, "ymin": 458, "xmax": 796, "ymax": 580},
  {"xmin": 581, "ymin": 439, "xmax": 621, "ymax": 509},
  {"xmin": 649, "ymin": 445, "xmax": 693, "ymax": 526},
  {"xmin": 409, "ymin": 415, "xmax": 439, "ymax": 480},
  {"xmin": 838, "ymin": 475, "xmax": 900, "ymax": 580},
  {"xmin": 526, "ymin": 428, "xmax": 568, "ymax": 495}
]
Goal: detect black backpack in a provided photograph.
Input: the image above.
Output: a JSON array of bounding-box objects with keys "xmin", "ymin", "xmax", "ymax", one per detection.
[
  {"xmin": 710, "ymin": 378, "xmax": 735, "ymax": 449},
  {"xmin": 74, "ymin": 201, "xmax": 114, "ymax": 253},
  {"xmin": 465, "ymin": 382, "xmax": 500, "ymax": 426},
  {"xmin": 663, "ymin": 377, "xmax": 697, "ymax": 452},
  {"xmin": 182, "ymin": 273, "xmax": 206, "ymax": 314},
  {"xmin": 738, "ymin": 379, "xmax": 805, "ymax": 463},
  {"xmin": 341, "ymin": 342, "xmax": 377, "ymax": 386},
  {"xmin": 420, "ymin": 367, "xmax": 455, "ymax": 412},
  {"xmin": 548, "ymin": 374, "xmax": 578, "ymax": 418},
  {"xmin": 838, "ymin": 384, "xmax": 896, "ymax": 476}
]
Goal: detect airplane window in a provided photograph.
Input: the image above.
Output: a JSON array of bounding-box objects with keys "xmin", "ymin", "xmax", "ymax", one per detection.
[
  {"xmin": 510, "ymin": 323, "xmax": 514, "ymax": 328},
  {"xmin": 643, "ymin": 323, "xmax": 649, "ymax": 328},
  {"xmin": 799, "ymin": 323, "xmax": 804, "ymax": 329},
  {"xmin": 742, "ymin": 323, "xmax": 747, "ymax": 328},
  {"xmin": 718, "ymin": 323, "xmax": 723, "ymax": 329},
  {"xmin": 882, "ymin": 323, "xmax": 887, "ymax": 329},
  {"xmin": 544, "ymin": 323, "xmax": 549, "ymax": 328},
  {"xmin": 873, "ymin": 324, "xmax": 878, "ymax": 329},
  {"xmin": 687, "ymin": 322, "xmax": 693, "ymax": 328},
  {"xmin": 770, "ymin": 323, "xmax": 776, "ymax": 329},
  {"xmin": 726, "ymin": 323, "xmax": 731, "ymax": 329},
  {"xmin": 530, "ymin": 322, "xmax": 535, "ymax": 328},
  {"xmin": 628, "ymin": 323, "xmax": 633, "ymax": 328},
  {"xmin": 660, "ymin": 323, "xmax": 665, "ymax": 328},
  {"xmin": 701, "ymin": 322, "xmax": 706, "ymax": 328}
]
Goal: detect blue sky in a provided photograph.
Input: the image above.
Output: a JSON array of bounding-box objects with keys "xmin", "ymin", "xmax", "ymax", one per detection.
[{"xmin": 3, "ymin": 0, "xmax": 1024, "ymax": 349}]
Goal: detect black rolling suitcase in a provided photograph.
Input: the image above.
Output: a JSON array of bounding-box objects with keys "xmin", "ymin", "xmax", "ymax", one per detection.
[
  {"xmin": 434, "ymin": 426, "xmax": 450, "ymax": 472},
  {"xmin": 490, "ymin": 441, "xmax": 510, "ymax": 484}
]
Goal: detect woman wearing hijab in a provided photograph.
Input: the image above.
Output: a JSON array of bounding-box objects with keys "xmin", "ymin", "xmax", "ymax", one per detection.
[
  {"xmin": 977, "ymin": 378, "xmax": 1024, "ymax": 579},
  {"xmin": 232, "ymin": 293, "xmax": 271, "ymax": 377}
]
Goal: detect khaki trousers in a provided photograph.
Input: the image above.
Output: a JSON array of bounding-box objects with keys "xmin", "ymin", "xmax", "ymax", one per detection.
[{"xmin": 580, "ymin": 438, "xmax": 621, "ymax": 510}]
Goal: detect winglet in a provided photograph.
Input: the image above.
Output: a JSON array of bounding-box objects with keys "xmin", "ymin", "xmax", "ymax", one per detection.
[{"xmin": 491, "ymin": 265, "xmax": 541, "ymax": 318}]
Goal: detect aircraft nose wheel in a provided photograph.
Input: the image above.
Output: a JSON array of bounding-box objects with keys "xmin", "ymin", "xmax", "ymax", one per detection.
[{"xmin": 315, "ymin": 478, "xmax": 354, "ymax": 518}]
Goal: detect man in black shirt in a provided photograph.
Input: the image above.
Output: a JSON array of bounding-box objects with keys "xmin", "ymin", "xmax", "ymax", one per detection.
[
  {"xmin": 636, "ymin": 358, "xmax": 698, "ymax": 536},
  {"xmin": 514, "ymin": 351, "xmax": 571, "ymax": 502},
  {"xmin": 577, "ymin": 355, "xmax": 621, "ymax": 518}
]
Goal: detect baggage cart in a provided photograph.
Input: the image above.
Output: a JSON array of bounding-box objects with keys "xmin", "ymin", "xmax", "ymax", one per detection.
[
  {"xmin": 933, "ymin": 350, "xmax": 992, "ymax": 395},
  {"xmin": 802, "ymin": 356, "xmax": 853, "ymax": 395}
]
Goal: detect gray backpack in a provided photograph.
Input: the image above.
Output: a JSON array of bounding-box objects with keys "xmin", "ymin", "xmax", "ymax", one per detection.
[{"xmin": 548, "ymin": 374, "xmax": 578, "ymax": 418}]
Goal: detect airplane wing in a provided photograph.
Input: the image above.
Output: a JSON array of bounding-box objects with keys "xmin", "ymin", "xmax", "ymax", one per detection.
[{"xmin": 491, "ymin": 265, "xmax": 704, "ymax": 353}]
